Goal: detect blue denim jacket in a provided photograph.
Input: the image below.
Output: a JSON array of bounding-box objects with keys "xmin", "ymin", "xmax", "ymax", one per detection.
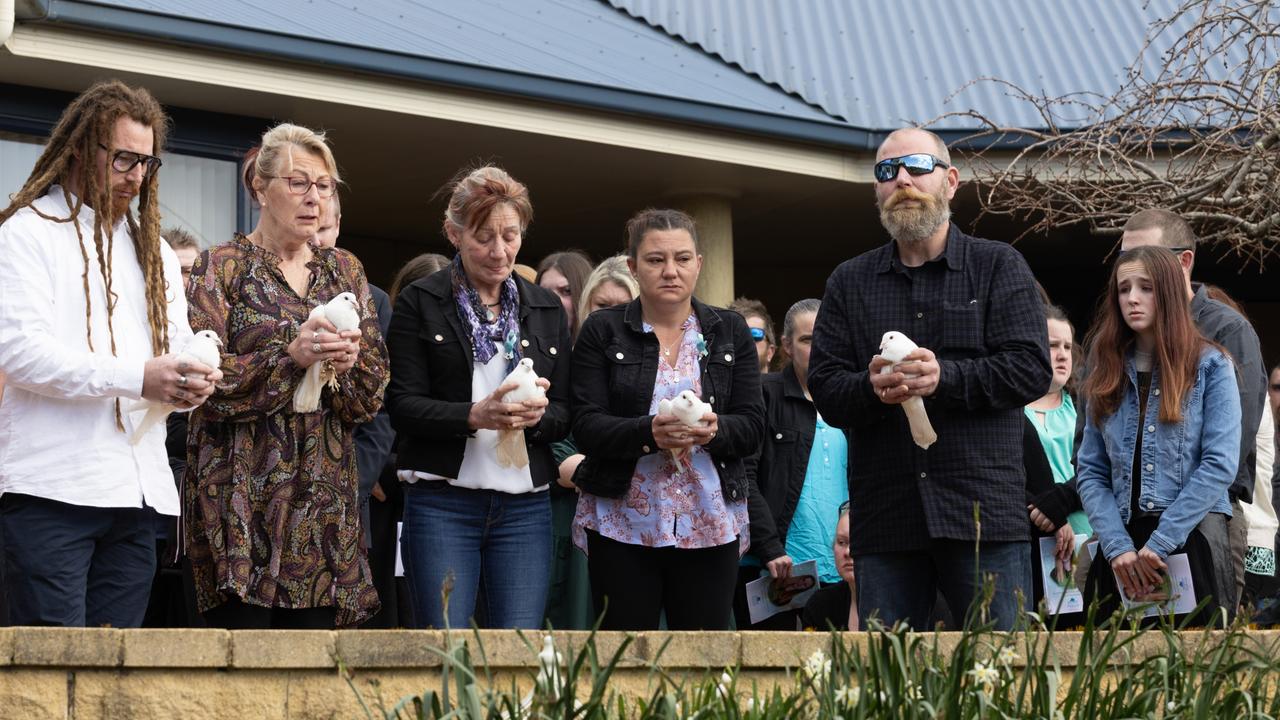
[{"xmin": 1076, "ymin": 348, "xmax": 1240, "ymax": 561}]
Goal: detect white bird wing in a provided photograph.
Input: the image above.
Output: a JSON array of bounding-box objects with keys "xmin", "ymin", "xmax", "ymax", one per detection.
[{"xmin": 325, "ymin": 300, "xmax": 361, "ymax": 332}]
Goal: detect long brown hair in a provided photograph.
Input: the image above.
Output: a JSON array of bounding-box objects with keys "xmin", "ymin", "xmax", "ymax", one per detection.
[
  {"xmin": 0, "ymin": 80, "xmax": 171, "ymax": 429},
  {"xmin": 1083, "ymin": 245, "xmax": 1210, "ymax": 424}
]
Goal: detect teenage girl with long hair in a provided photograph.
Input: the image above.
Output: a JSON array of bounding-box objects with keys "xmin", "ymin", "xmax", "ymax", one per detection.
[{"xmin": 1076, "ymin": 245, "xmax": 1240, "ymax": 625}]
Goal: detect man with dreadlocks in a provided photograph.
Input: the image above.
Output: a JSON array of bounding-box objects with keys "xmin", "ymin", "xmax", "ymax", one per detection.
[{"xmin": 0, "ymin": 79, "xmax": 223, "ymax": 627}]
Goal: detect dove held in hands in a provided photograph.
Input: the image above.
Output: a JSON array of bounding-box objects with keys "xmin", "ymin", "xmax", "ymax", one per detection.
[
  {"xmin": 496, "ymin": 358, "xmax": 546, "ymax": 468},
  {"xmin": 129, "ymin": 330, "xmax": 223, "ymax": 445},
  {"xmin": 294, "ymin": 292, "xmax": 362, "ymax": 412},
  {"xmin": 877, "ymin": 331, "xmax": 937, "ymax": 450}
]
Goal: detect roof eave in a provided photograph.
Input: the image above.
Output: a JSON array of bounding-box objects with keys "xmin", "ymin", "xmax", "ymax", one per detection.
[{"xmin": 20, "ymin": 0, "xmax": 877, "ymax": 150}]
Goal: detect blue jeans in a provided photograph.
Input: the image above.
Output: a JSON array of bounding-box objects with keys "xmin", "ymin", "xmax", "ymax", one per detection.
[
  {"xmin": 854, "ymin": 540, "xmax": 1031, "ymax": 631},
  {"xmin": 401, "ymin": 482, "xmax": 551, "ymax": 629}
]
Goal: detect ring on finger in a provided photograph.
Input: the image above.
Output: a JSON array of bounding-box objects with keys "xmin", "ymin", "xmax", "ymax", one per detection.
[
  {"xmin": 177, "ymin": 374, "xmax": 188, "ymax": 387},
  {"xmin": 312, "ymin": 343, "xmax": 322, "ymax": 354}
]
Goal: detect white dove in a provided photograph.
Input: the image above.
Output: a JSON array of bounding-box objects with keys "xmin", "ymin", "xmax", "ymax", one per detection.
[
  {"xmin": 878, "ymin": 331, "xmax": 937, "ymax": 450},
  {"xmin": 293, "ymin": 291, "xmax": 362, "ymax": 413},
  {"xmin": 657, "ymin": 389, "xmax": 713, "ymax": 462},
  {"xmin": 128, "ymin": 329, "xmax": 223, "ymax": 445},
  {"xmin": 495, "ymin": 358, "xmax": 546, "ymax": 469}
]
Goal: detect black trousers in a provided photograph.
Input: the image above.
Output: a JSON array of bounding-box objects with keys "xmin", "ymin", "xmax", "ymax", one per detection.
[
  {"xmin": 361, "ymin": 483, "xmax": 414, "ymax": 629},
  {"xmin": 586, "ymin": 530, "xmax": 738, "ymax": 631},
  {"xmin": 202, "ymin": 597, "xmax": 337, "ymax": 629},
  {"xmin": 1, "ymin": 493, "xmax": 156, "ymax": 627},
  {"xmin": 1085, "ymin": 512, "xmax": 1234, "ymax": 628}
]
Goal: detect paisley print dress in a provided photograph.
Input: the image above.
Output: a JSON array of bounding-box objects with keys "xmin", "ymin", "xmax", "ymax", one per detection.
[{"xmin": 184, "ymin": 235, "xmax": 388, "ymax": 627}]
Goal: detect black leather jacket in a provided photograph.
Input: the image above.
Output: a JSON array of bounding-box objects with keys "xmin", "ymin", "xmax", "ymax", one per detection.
[
  {"xmin": 385, "ymin": 269, "xmax": 572, "ymax": 488},
  {"xmin": 570, "ymin": 297, "xmax": 764, "ymax": 503},
  {"xmin": 745, "ymin": 368, "xmax": 848, "ymax": 563}
]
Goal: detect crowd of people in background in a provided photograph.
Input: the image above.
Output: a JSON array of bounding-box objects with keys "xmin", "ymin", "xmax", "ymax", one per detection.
[{"xmin": 3, "ymin": 80, "xmax": 1280, "ymax": 634}]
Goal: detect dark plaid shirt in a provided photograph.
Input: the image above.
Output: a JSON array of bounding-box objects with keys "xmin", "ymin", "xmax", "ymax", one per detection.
[{"xmin": 808, "ymin": 224, "xmax": 1051, "ymax": 554}]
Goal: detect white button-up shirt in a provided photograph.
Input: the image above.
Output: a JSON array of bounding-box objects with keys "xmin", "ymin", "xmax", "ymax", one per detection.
[{"xmin": 0, "ymin": 185, "xmax": 193, "ymax": 515}]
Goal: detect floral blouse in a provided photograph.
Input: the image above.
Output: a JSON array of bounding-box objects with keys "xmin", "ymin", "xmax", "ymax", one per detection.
[
  {"xmin": 573, "ymin": 313, "xmax": 749, "ymax": 555},
  {"xmin": 184, "ymin": 234, "xmax": 388, "ymax": 627}
]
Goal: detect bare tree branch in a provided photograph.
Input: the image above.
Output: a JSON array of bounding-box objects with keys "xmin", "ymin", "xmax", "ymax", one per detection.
[{"xmin": 934, "ymin": 0, "xmax": 1280, "ymax": 264}]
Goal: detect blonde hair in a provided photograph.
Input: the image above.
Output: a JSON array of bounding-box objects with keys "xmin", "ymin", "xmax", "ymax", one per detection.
[
  {"xmin": 242, "ymin": 123, "xmax": 341, "ymax": 202},
  {"xmin": 577, "ymin": 255, "xmax": 638, "ymax": 333}
]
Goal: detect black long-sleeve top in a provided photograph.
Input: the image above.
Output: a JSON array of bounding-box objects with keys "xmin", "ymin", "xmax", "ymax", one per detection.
[{"xmin": 808, "ymin": 224, "xmax": 1052, "ymax": 553}]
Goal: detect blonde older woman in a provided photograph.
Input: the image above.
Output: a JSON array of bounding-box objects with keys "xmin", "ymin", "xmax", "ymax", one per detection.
[{"xmin": 185, "ymin": 123, "xmax": 388, "ymax": 629}]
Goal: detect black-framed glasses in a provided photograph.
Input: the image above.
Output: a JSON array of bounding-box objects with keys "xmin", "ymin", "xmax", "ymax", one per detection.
[
  {"xmin": 749, "ymin": 327, "xmax": 767, "ymax": 343},
  {"xmin": 98, "ymin": 144, "xmax": 162, "ymax": 178},
  {"xmin": 873, "ymin": 153, "xmax": 949, "ymax": 183},
  {"xmin": 264, "ymin": 175, "xmax": 338, "ymax": 198}
]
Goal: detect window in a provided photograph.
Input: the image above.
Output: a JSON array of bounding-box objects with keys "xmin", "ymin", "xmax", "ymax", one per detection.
[{"xmin": 0, "ymin": 132, "xmax": 237, "ymax": 249}]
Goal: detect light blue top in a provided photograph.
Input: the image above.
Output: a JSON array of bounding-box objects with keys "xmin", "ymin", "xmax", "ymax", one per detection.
[
  {"xmin": 1076, "ymin": 348, "xmax": 1240, "ymax": 561},
  {"xmin": 1025, "ymin": 393, "xmax": 1092, "ymax": 536},
  {"xmin": 785, "ymin": 413, "xmax": 849, "ymax": 584}
]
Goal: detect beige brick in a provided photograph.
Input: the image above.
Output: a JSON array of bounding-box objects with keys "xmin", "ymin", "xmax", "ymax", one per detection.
[
  {"xmin": 229, "ymin": 630, "xmax": 334, "ymax": 669},
  {"xmin": 0, "ymin": 668, "xmax": 68, "ymax": 720},
  {"xmin": 121, "ymin": 629, "xmax": 230, "ymax": 668},
  {"xmin": 73, "ymin": 669, "xmax": 291, "ymax": 720},
  {"xmin": 334, "ymin": 630, "xmax": 444, "ymax": 668},
  {"xmin": 0, "ymin": 627, "xmax": 14, "ymax": 666},
  {"xmin": 12, "ymin": 627, "xmax": 121, "ymax": 667}
]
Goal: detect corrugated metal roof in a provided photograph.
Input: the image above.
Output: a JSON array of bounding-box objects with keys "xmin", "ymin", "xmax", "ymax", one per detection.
[
  {"xmin": 76, "ymin": 0, "xmax": 842, "ymax": 125},
  {"xmin": 607, "ymin": 0, "xmax": 1253, "ymax": 130}
]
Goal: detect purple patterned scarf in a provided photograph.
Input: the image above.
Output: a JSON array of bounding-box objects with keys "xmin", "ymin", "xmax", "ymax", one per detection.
[{"xmin": 450, "ymin": 255, "xmax": 522, "ymax": 372}]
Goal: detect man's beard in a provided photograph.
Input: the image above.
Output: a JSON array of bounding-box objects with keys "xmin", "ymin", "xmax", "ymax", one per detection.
[
  {"xmin": 108, "ymin": 182, "xmax": 139, "ymax": 222},
  {"xmin": 877, "ymin": 184, "xmax": 950, "ymax": 245}
]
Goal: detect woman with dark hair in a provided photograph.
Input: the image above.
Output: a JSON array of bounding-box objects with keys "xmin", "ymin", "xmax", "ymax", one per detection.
[
  {"xmin": 536, "ymin": 250, "xmax": 593, "ymax": 340},
  {"xmin": 570, "ymin": 208, "xmax": 764, "ymax": 630},
  {"xmin": 386, "ymin": 165, "xmax": 571, "ymax": 629},
  {"xmin": 388, "ymin": 253, "xmax": 450, "ymax": 306},
  {"xmin": 1076, "ymin": 245, "xmax": 1240, "ymax": 625}
]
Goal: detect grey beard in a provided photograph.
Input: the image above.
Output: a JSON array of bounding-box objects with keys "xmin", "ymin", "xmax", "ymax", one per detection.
[{"xmin": 880, "ymin": 204, "xmax": 950, "ymax": 245}]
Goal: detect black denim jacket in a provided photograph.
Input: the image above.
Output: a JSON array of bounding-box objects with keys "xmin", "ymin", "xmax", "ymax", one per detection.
[
  {"xmin": 385, "ymin": 269, "xmax": 572, "ymax": 488},
  {"xmin": 570, "ymin": 297, "xmax": 764, "ymax": 503}
]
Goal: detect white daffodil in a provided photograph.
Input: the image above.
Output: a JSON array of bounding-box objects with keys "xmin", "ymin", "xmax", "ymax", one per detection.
[
  {"xmin": 970, "ymin": 660, "xmax": 1001, "ymax": 691},
  {"xmin": 834, "ymin": 684, "xmax": 861, "ymax": 706},
  {"xmin": 802, "ymin": 649, "xmax": 832, "ymax": 682},
  {"xmin": 535, "ymin": 635, "xmax": 564, "ymax": 702},
  {"xmin": 997, "ymin": 645, "xmax": 1019, "ymax": 667},
  {"xmin": 716, "ymin": 671, "xmax": 734, "ymax": 701}
]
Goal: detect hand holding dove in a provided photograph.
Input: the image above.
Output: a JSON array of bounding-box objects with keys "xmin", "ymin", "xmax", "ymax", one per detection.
[
  {"xmin": 293, "ymin": 292, "xmax": 362, "ymax": 413},
  {"xmin": 873, "ymin": 331, "xmax": 938, "ymax": 450},
  {"xmin": 131, "ymin": 330, "xmax": 224, "ymax": 444}
]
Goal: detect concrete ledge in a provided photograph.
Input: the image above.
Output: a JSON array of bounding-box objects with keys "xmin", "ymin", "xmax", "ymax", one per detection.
[
  {"xmin": 122, "ymin": 629, "xmax": 230, "ymax": 668},
  {"xmin": 2, "ymin": 627, "xmax": 1279, "ymax": 720},
  {"xmin": 334, "ymin": 629, "xmax": 445, "ymax": 668},
  {"xmin": 230, "ymin": 630, "xmax": 335, "ymax": 669},
  {"xmin": 12, "ymin": 627, "xmax": 121, "ymax": 667}
]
